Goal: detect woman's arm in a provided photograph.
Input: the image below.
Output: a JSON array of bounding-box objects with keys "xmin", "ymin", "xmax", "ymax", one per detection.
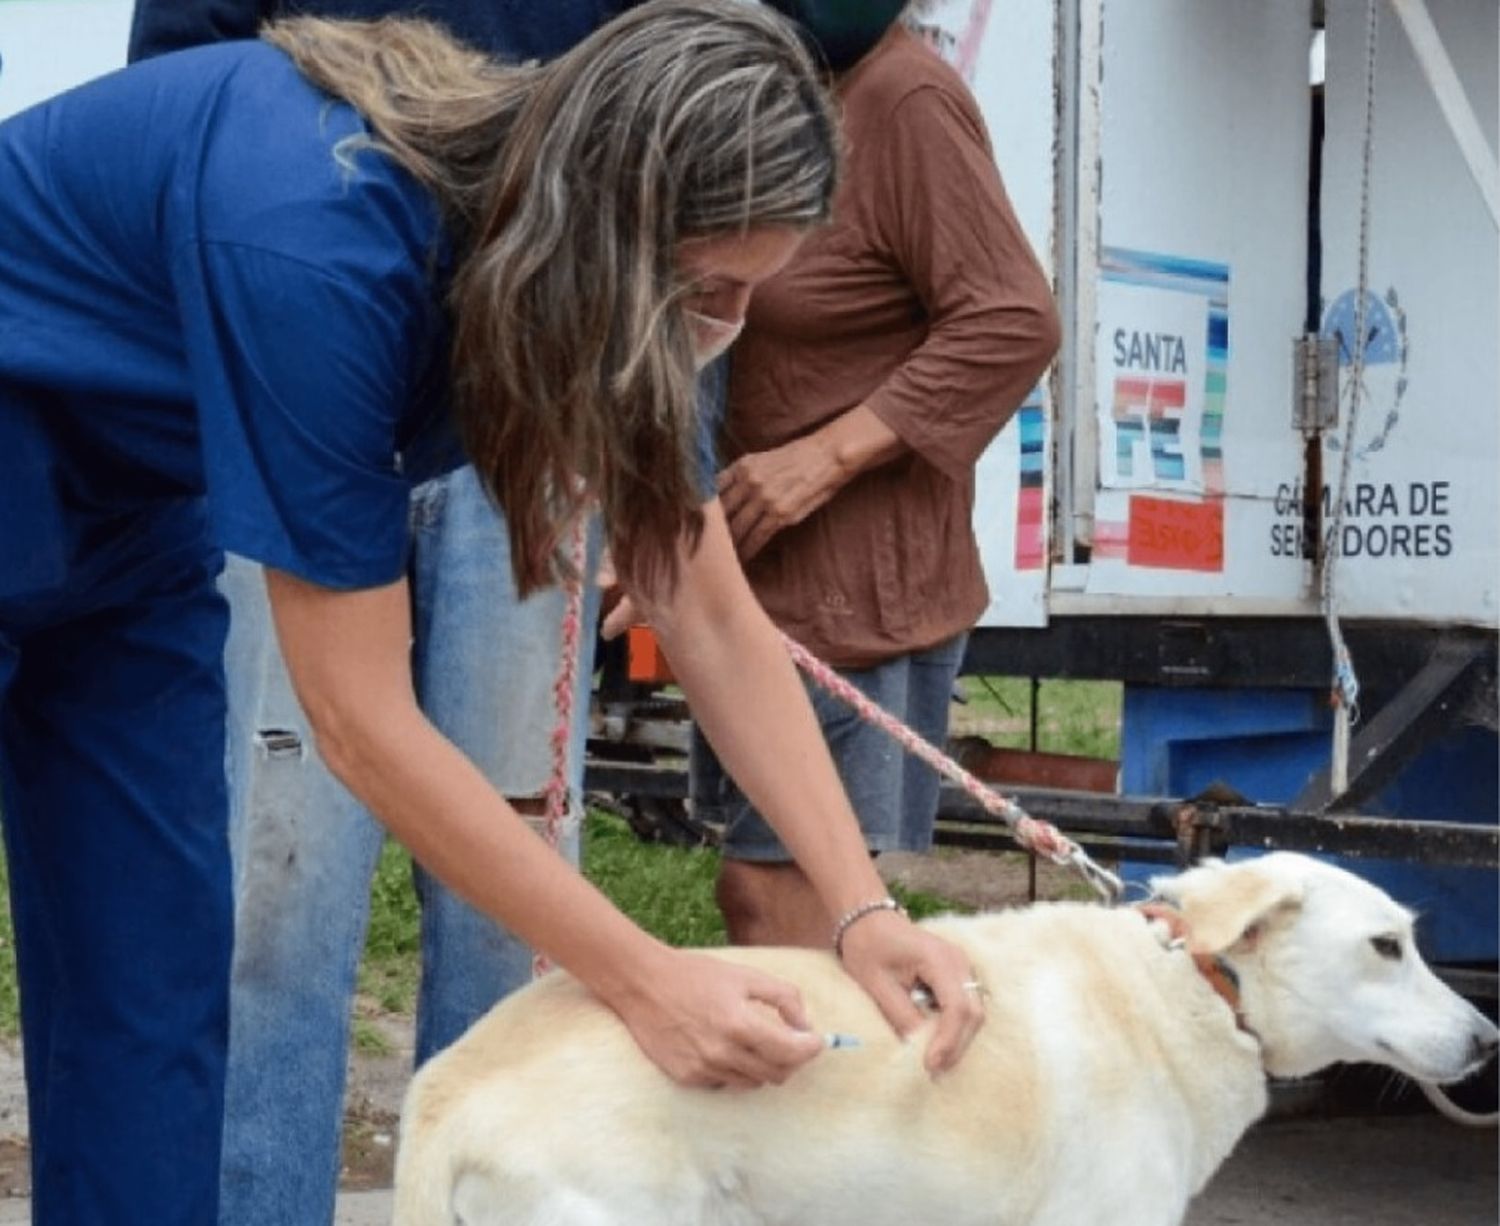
[
  {"xmin": 263, "ymin": 567, "xmax": 824, "ymax": 1089},
  {"xmin": 857, "ymin": 80, "xmax": 1060, "ymax": 483},
  {"xmin": 639, "ymin": 501, "xmax": 985, "ymax": 1074}
]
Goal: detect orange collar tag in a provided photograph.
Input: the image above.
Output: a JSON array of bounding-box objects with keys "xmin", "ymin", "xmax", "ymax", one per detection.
[{"xmin": 1136, "ymin": 902, "xmax": 1247, "ymax": 1029}]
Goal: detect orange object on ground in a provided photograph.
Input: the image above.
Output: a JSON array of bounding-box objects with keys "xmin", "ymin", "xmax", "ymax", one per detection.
[
  {"xmin": 950, "ymin": 736, "xmax": 1119, "ymax": 794},
  {"xmin": 626, "ymin": 626, "xmax": 675, "ymax": 684}
]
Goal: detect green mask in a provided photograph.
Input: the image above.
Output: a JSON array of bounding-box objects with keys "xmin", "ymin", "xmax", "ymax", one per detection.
[{"xmin": 766, "ymin": 0, "xmax": 906, "ymax": 72}]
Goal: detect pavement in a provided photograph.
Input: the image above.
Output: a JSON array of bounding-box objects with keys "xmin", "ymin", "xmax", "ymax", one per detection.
[
  {"xmin": 0, "ymin": 1194, "xmax": 397, "ymax": 1224},
  {"xmin": 334, "ymin": 1191, "xmax": 393, "ymax": 1225},
  {"xmin": 1183, "ymin": 1111, "xmax": 1497, "ymax": 1225},
  {"xmin": 337, "ymin": 1112, "xmax": 1495, "ymax": 1225}
]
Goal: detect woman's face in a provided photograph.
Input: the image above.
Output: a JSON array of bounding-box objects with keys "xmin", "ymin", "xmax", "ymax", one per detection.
[{"xmin": 676, "ymin": 226, "xmax": 805, "ymax": 363}]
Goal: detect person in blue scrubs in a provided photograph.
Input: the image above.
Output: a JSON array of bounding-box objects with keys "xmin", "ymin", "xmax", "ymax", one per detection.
[
  {"xmin": 0, "ymin": 3, "xmax": 985, "ymax": 1221},
  {"xmin": 129, "ymin": 3, "xmax": 619, "ymax": 1220}
]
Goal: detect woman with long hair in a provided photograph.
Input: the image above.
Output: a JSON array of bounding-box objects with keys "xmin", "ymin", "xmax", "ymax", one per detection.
[{"xmin": 0, "ymin": 2, "xmax": 981, "ymax": 1219}]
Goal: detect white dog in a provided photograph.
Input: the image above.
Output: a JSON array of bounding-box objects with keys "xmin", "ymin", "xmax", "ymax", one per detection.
[{"xmin": 393, "ymin": 852, "xmax": 1498, "ymax": 1226}]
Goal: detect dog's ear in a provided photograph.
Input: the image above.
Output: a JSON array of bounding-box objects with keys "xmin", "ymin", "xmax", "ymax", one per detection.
[{"xmin": 1154, "ymin": 861, "xmax": 1305, "ymax": 956}]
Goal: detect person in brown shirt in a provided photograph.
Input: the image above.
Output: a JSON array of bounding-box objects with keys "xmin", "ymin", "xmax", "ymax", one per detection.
[{"xmin": 691, "ymin": 14, "xmax": 1061, "ymax": 947}]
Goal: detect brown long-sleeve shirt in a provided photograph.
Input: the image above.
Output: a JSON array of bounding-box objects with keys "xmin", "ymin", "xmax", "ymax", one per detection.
[{"xmin": 721, "ymin": 27, "xmax": 1061, "ymax": 668}]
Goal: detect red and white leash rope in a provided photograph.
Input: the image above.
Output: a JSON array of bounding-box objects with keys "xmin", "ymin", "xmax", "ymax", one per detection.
[
  {"xmin": 779, "ymin": 634, "xmax": 1124, "ymax": 904},
  {"xmin": 532, "ymin": 516, "xmax": 591, "ymax": 978}
]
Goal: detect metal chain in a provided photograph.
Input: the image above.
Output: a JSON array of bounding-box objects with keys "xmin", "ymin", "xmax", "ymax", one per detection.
[{"xmin": 1322, "ymin": 0, "xmax": 1379, "ymax": 789}]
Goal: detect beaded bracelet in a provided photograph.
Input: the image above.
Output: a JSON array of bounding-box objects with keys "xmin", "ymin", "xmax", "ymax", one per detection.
[{"xmin": 831, "ymin": 896, "xmax": 907, "ymax": 958}]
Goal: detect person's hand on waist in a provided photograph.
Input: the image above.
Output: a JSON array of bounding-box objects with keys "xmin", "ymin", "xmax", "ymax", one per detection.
[
  {"xmin": 718, "ymin": 402, "xmax": 907, "ymax": 560},
  {"xmin": 718, "ymin": 433, "xmax": 845, "ymax": 561}
]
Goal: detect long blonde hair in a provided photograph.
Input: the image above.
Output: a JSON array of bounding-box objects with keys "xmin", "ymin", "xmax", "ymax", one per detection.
[{"xmin": 265, "ymin": 0, "xmax": 838, "ymax": 596}]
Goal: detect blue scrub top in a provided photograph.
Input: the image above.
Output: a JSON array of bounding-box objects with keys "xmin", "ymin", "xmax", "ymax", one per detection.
[{"xmin": 0, "ymin": 40, "xmax": 454, "ymax": 595}]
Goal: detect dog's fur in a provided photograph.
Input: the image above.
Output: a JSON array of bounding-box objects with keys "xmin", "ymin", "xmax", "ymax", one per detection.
[{"xmin": 394, "ymin": 853, "xmax": 1498, "ymax": 1226}]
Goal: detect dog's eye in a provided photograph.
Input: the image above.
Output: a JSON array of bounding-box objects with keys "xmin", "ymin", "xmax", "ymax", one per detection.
[{"xmin": 1370, "ymin": 935, "xmax": 1402, "ymax": 960}]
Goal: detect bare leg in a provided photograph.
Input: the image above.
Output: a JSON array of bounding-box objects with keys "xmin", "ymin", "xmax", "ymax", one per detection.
[{"xmin": 716, "ymin": 859, "xmax": 832, "ymax": 948}]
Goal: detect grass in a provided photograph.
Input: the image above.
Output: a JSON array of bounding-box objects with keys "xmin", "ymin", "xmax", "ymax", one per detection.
[
  {"xmin": 955, "ymin": 676, "xmax": 1123, "ymax": 760},
  {"xmin": 581, "ymin": 808, "xmax": 726, "ymax": 947},
  {"xmin": 357, "ymin": 840, "xmax": 423, "ymax": 1015},
  {"xmin": 0, "ymin": 677, "xmax": 1120, "ymax": 1037}
]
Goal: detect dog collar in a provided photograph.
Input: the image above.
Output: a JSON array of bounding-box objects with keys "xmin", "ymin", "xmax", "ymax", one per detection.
[{"xmin": 1135, "ymin": 902, "xmax": 1250, "ymax": 1034}]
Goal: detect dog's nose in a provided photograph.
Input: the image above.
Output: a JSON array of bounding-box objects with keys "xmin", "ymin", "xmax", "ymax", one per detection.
[{"xmin": 1470, "ymin": 1030, "xmax": 1499, "ymax": 1067}]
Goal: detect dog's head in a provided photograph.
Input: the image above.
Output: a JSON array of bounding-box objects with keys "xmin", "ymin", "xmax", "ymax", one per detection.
[{"xmin": 1151, "ymin": 852, "xmax": 1499, "ymax": 1083}]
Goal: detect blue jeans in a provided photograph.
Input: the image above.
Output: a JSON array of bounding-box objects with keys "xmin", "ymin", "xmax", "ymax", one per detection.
[
  {"xmin": 691, "ymin": 634, "xmax": 967, "ymax": 859},
  {"xmin": 0, "ymin": 504, "xmax": 232, "ymax": 1225},
  {"xmin": 217, "ymin": 466, "xmax": 600, "ymax": 1225}
]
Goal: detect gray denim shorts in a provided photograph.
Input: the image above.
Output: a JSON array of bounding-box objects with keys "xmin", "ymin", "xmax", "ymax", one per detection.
[{"xmin": 690, "ymin": 633, "xmax": 967, "ymax": 862}]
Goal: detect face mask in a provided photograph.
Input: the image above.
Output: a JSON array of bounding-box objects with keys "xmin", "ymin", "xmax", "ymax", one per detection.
[
  {"xmin": 686, "ymin": 310, "xmax": 745, "ymax": 369},
  {"xmin": 765, "ymin": 0, "xmax": 907, "ymax": 72}
]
